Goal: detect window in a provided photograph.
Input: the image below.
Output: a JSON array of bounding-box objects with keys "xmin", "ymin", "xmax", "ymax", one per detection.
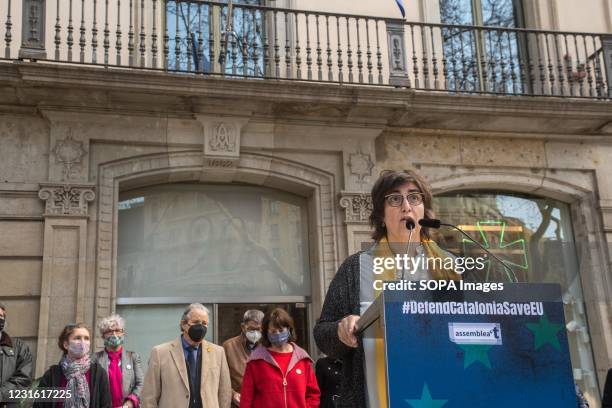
[
  {"xmin": 117, "ymin": 184, "xmax": 310, "ymax": 299},
  {"xmin": 117, "ymin": 184, "xmax": 312, "ymax": 364},
  {"xmin": 434, "ymin": 191, "xmax": 599, "ymax": 399},
  {"xmin": 165, "ymin": 0, "xmax": 264, "ymax": 75},
  {"xmin": 439, "ymin": 0, "xmax": 525, "ymax": 93}
]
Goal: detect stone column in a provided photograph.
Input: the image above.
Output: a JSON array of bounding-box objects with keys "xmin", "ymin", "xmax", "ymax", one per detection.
[
  {"xmin": 340, "ymin": 141, "xmax": 379, "ymax": 257},
  {"xmin": 339, "ymin": 193, "xmax": 374, "ymax": 255},
  {"xmin": 35, "ymin": 183, "xmax": 95, "ymax": 376}
]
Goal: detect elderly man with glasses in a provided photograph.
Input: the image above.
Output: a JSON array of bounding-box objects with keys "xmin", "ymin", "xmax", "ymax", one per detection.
[
  {"xmin": 141, "ymin": 303, "xmax": 231, "ymax": 408},
  {"xmin": 221, "ymin": 309, "xmax": 264, "ymax": 407}
]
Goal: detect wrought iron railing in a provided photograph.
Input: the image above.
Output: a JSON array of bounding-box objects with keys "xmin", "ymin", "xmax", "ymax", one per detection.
[
  {"xmin": 403, "ymin": 21, "xmax": 610, "ymax": 98},
  {"xmin": 3, "ymin": 0, "xmax": 611, "ymax": 98}
]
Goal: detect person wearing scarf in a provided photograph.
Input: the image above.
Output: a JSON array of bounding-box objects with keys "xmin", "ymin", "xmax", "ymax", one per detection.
[
  {"xmin": 34, "ymin": 323, "xmax": 111, "ymax": 408},
  {"xmin": 94, "ymin": 315, "xmax": 143, "ymax": 408},
  {"xmin": 314, "ymin": 169, "xmax": 461, "ymax": 408}
]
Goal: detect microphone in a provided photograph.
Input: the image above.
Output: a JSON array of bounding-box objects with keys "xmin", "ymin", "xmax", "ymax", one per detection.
[
  {"xmin": 418, "ymin": 218, "xmax": 440, "ymax": 229},
  {"xmin": 401, "ymin": 220, "xmax": 416, "ymax": 280},
  {"xmin": 418, "ymin": 218, "xmax": 518, "ymax": 282}
]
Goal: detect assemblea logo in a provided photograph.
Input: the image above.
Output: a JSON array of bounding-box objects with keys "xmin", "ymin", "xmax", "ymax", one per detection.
[{"xmin": 448, "ymin": 323, "xmax": 503, "ymax": 345}]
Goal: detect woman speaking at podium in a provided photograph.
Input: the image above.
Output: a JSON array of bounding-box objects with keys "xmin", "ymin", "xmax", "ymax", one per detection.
[{"xmin": 313, "ymin": 169, "xmax": 460, "ymax": 408}]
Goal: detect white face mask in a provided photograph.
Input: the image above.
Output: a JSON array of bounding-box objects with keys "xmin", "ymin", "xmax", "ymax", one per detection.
[{"xmin": 245, "ymin": 330, "xmax": 262, "ymax": 344}]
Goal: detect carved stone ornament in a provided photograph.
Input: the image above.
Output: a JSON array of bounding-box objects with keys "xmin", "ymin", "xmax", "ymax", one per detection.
[
  {"xmin": 38, "ymin": 184, "xmax": 95, "ymax": 217},
  {"xmin": 52, "ymin": 132, "xmax": 87, "ymax": 181},
  {"xmin": 339, "ymin": 193, "xmax": 373, "ymax": 223},
  {"xmin": 209, "ymin": 123, "xmax": 237, "ymax": 153},
  {"xmin": 392, "ymin": 36, "xmax": 403, "ymax": 70},
  {"xmin": 386, "ymin": 22, "xmax": 410, "ymax": 87},
  {"xmin": 348, "ymin": 149, "xmax": 374, "ymax": 186},
  {"xmin": 18, "ymin": 0, "xmax": 47, "ymax": 59}
]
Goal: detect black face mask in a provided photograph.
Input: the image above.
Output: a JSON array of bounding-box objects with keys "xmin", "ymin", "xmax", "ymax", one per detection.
[
  {"xmin": 187, "ymin": 324, "xmax": 207, "ymax": 343},
  {"xmin": 0, "ymin": 318, "xmax": 4, "ymax": 332}
]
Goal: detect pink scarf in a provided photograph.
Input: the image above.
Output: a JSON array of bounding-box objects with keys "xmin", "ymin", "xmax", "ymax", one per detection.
[{"xmin": 107, "ymin": 349, "xmax": 124, "ymax": 408}]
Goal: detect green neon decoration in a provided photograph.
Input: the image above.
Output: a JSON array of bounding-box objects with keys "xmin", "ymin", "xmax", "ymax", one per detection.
[{"xmin": 460, "ymin": 220, "xmax": 528, "ymax": 282}]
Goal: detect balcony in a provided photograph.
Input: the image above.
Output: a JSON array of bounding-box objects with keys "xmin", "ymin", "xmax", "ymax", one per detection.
[{"xmin": 2, "ymin": 0, "xmax": 611, "ymax": 99}]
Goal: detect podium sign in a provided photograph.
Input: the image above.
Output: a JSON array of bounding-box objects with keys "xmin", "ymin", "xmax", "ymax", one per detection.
[{"xmin": 360, "ymin": 283, "xmax": 576, "ymax": 407}]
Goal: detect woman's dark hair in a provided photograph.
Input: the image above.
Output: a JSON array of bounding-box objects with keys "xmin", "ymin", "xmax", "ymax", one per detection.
[
  {"xmin": 261, "ymin": 308, "xmax": 297, "ymax": 347},
  {"xmin": 58, "ymin": 323, "xmax": 90, "ymax": 352},
  {"xmin": 369, "ymin": 169, "xmax": 435, "ymax": 241}
]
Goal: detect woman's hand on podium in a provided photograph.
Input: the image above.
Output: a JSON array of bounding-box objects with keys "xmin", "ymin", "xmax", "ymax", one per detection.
[{"xmin": 338, "ymin": 315, "xmax": 360, "ymax": 348}]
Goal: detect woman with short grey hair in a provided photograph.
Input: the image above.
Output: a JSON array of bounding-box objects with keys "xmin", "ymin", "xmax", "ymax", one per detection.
[{"xmin": 94, "ymin": 314, "xmax": 144, "ymax": 408}]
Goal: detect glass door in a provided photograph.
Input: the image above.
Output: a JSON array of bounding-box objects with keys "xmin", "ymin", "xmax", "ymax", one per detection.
[{"xmin": 217, "ymin": 303, "xmax": 309, "ymax": 350}]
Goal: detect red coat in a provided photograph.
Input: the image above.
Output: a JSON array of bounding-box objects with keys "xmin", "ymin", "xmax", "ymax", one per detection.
[{"xmin": 240, "ymin": 343, "xmax": 320, "ymax": 408}]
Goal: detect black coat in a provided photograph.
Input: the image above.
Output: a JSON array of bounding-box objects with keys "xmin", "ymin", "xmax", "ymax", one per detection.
[
  {"xmin": 315, "ymin": 357, "xmax": 343, "ymax": 408},
  {"xmin": 313, "ymin": 252, "xmax": 366, "ymax": 408},
  {"xmin": 33, "ymin": 360, "xmax": 111, "ymax": 408},
  {"xmin": 0, "ymin": 333, "xmax": 33, "ymax": 408}
]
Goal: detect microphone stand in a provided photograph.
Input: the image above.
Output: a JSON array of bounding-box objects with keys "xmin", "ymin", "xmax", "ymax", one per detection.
[{"xmin": 439, "ymin": 222, "xmax": 518, "ymax": 283}]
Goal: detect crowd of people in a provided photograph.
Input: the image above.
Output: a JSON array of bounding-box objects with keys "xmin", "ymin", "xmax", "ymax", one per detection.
[
  {"xmin": 0, "ymin": 302, "xmax": 330, "ymax": 408},
  {"xmin": 1, "ymin": 170, "xmax": 611, "ymax": 408}
]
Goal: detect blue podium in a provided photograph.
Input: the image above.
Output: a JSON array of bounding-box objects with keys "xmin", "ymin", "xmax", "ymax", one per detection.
[{"xmin": 358, "ymin": 283, "xmax": 576, "ymax": 407}]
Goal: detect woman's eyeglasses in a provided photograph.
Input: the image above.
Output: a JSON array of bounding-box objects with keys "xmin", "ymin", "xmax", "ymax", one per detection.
[
  {"xmin": 384, "ymin": 192, "xmax": 424, "ymax": 207},
  {"xmin": 103, "ymin": 329, "xmax": 124, "ymax": 336}
]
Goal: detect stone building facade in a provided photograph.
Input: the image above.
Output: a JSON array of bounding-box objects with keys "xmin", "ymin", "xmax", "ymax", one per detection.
[{"xmin": 1, "ymin": 0, "xmax": 612, "ymax": 406}]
